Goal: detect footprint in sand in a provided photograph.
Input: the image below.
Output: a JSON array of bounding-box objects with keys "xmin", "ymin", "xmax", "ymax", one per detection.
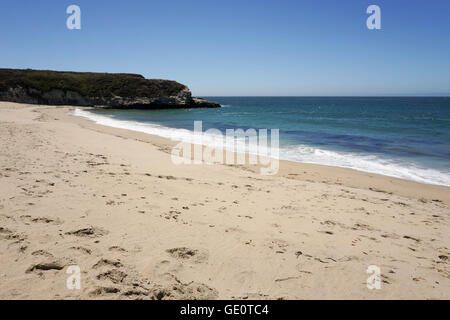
[
  {"xmin": 26, "ymin": 257, "xmax": 72, "ymax": 274},
  {"xmin": 89, "ymin": 286, "xmax": 120, "ymax": 297},
  {"xmin": 20, "ymin": 215, "xmax": 63, "ymax": 225},
  {"xmin": 265, "ymin": 239, "xmax": 289, "ymax": 254},
  {"xmin": 65, "ymin": 226, "xmax": 108, "ymax": 238},
  {"xmin": 166, "ymin": 247, "xmax": 208, "ymax": 263},
  {"xmin": 70, "ymin": 246, "xmax": 92, "ymax": 255},
  {"xmin": 152, "ymin": 259, "xmax": 184, "ymax": 275},
  {"xmin": 92, "ymin": 258, "xmax": 123, "ymax": 269},
  {"xmin": 96, "ymin": 269, "xmax": 128, "ymax": 284},
  {"xmin": 0, "ymin": 227, "xmax": 26, "ymax": 241},
  {"xmin": 109, "ymin": 246, "xmax": 127, "ymax": 253},
  {"xmin": 161, "ymin": 210, "xmax": 181, "ymax": 221},
  {"xmin": 31, "ymin": 250, "xmax": 54, "ymax": 258},
  {"xmin": 150, "ymin": 274, "xmax": 218, "ymax": 300}
]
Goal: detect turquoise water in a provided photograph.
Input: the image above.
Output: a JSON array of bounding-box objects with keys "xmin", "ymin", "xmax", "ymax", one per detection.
[{"xmin": 74, "ymin": 97, "xmax": 450, "ymax": 186}]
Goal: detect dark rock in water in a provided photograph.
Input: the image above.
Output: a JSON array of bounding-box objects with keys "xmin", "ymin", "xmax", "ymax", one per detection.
[
  {"xmin": 0, "ymin": 68, "xmax": 220, "ymax": 109},
  {"xmin": 191, "ymin": 97, "xmax": 221, "ymax": 108}
]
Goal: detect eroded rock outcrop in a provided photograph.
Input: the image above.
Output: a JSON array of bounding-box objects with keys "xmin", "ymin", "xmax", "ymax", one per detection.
[{"xmin": 0, "ymin": 68, "xmax": 220, "ymax": 109}]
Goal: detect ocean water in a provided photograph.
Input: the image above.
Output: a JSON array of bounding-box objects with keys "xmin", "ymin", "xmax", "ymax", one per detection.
[{"xmin": 72, "ymin": 97, "xmax": 450, "ymax": 187}]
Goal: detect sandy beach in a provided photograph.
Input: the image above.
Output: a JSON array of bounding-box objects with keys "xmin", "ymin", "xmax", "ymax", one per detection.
[{"xmin": 0, "ymin": 101, "xmax": 449, "ymax": 299}]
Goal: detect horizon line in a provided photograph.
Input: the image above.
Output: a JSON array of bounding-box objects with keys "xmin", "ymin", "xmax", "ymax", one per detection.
[{"xmin": 199, "ymin": 95, "xmax": 450, "ymax": 98}]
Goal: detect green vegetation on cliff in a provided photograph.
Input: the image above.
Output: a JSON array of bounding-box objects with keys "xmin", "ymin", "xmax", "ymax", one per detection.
[{"xmin": 0, "ymin": 68, "xmax": 186, "ymax": 98}]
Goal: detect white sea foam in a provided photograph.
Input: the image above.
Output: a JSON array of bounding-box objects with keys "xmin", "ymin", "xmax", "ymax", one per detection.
[
  {"xmin": 279, "ymin": 145, "xmax": 450, "ymax": 187},
  {"xmin": 71, "ymin": 108, "xmax": 450, "ymax": 187}
]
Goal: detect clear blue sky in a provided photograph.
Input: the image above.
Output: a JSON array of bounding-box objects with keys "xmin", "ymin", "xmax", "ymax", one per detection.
[{"xmin": 1, "ymin": 0, "xmax": 449, "ymax": 96}]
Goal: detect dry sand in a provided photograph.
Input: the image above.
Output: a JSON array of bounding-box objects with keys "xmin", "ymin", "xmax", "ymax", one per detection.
[{"xmin": 0, "ymin": 101, "xmax": 449, "ymax": 299}]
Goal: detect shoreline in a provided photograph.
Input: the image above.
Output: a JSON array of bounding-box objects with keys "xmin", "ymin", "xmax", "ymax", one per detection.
[
  {"xmin": 66, "ymin": 106, "xmax": 450, "ymax": 205},
  {"xmin": 71, "ymin": 106, "xmax": 450, "ymax": 189},
  {"xmin": 0, "ymin": 101, "xmax": 449, "ymax": 299}
]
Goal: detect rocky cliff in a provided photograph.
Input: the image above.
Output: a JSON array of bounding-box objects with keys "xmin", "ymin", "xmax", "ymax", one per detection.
[{"xmin": 0, "ymin": 69, "xmax": 220, "ymax": 109}]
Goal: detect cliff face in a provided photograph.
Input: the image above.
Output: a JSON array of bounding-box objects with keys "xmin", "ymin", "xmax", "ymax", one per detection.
[{"xmin": 0, "ymin": 69, "xmax": 220, "ymax": 109}]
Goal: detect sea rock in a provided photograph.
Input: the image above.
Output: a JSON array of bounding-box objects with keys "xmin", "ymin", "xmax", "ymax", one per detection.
[{"xmin": 191, "ymin": 97, "xmax": 221, "ymax": 108}]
